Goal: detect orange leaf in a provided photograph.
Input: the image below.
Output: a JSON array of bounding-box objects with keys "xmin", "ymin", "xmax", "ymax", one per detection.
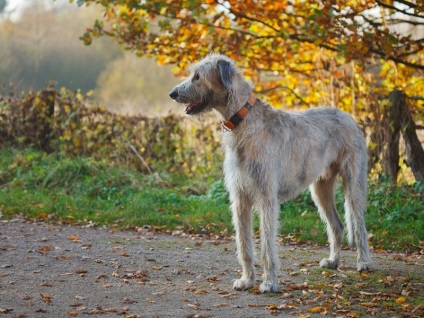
[
  {"xmin": 67, "ymin": 310, "xmax": 78, "ymax": 316},
  {"xmin": 39, "ymin": 246, "xmax": 53, "ymax": 252},
  {"xmin": 266, "ymin": 304, "xmax": 278, "ymax": 310},
  {"xmin": 37, "ymin": 212, "xmax": 48, "ymax": 221},
  {"xmin": 395, "ymin": 297, "xmax": 406, "ymax": 303},
  {"xmin": 307, "ymin": 306, "xmax": 325, "ymax": 313},
  {"xmin": 67, "ymin": 235, "xmax": 80, "ymax": 242},
  {"xmin": 40, "ymin": 293, "xmax": 52, "ymax": 303}
]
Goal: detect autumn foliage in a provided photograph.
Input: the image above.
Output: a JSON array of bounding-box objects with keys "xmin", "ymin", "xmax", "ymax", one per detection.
[
  {"xmin": 77, "ymin": 0, "xmax": 423, "ymax": 116},
  {"xmin": 0, "ymin": 88, "xmax": 221, "ymax": 176}
]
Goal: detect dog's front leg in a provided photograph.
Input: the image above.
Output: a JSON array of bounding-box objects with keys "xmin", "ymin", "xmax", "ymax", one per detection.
[
  {"xmin": 258, "ymin": 197, "xmax": 280, "ymax": 293},
  {"xmin": 231, "ymin": 192, "xmax": 255, "ymax": 291}
]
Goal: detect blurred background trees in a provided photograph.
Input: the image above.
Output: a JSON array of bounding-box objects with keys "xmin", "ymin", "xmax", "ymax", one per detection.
[
  {"xmin": 0, "ymin": 0, "xmax": 178, "ymax": 115},
  {"xmin": 77, "ymin": 0, "xmax": 423, "ymax": 114}
]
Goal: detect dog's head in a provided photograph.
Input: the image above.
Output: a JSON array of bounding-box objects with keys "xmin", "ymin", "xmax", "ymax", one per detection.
[{"xmin": 169, "ymin": 54, "xmax": 247, "ymax": 117}]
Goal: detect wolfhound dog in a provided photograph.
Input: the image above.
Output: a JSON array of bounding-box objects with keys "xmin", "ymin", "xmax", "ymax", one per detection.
[{"xmin": 169, "ymin": 53, "xmax": 372, "ymax": 293}]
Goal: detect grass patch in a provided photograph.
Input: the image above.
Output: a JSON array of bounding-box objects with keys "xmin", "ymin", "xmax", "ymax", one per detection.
[
  {"xmin": 300, "ymin": 267, "xmax": 424, "ymax": 317},
  {"xmin": 0, "ymin": 147, "xmax": 423, "ymax": 252},
  {"xmin": 0, "ymin": 147, "xmax": 230, "ymax": 233}
]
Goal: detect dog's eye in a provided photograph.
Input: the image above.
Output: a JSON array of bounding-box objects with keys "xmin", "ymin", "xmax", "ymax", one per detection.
[{"xmin": 193, "ymin": 73, "xmax": 200, "ymax": 81}]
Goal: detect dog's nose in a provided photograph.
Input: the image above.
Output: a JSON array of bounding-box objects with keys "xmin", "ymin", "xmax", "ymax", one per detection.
[{"xmin": 169, "ymin": 89, "xmax": 178, "ymax": 100}]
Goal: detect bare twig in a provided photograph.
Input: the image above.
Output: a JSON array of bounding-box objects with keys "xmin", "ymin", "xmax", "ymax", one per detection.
[{"xmin": 127, "ymin": 142, "xmax": 153, "ymax": 175}]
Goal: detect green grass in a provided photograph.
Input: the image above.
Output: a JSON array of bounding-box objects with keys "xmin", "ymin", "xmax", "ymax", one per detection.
[
  {"xmin": 301, "ymin": 267, "xmax": 424, "ymax": 318},
  {"xmin": 0, "ymin": 147, "xmax": 423, "ymax": 252},
  {"xmin": 0, "ymin": 147, "xmax": 231, "ymax": 233}
]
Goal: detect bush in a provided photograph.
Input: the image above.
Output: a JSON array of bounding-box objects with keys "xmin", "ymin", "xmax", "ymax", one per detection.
[{"xmin": 0, "ymin": 88, "xmax": 222, "ymax": 177}]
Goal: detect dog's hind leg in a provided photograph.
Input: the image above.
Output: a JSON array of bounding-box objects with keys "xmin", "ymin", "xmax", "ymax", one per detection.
[
  {"xmin": 310, "ymin": 170, "xmax": 344, "ymax": 270},
  {"xmin": 232, "ymin": 191, "xmax": 256, "ymax": 291},
  {"xmin": 341, "ymin": 155, "xmax": 372, "ymax": 272}
]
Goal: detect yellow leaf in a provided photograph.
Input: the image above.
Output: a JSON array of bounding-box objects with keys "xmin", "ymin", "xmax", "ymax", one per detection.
[
  {"xmin": 307, "ymin": 306, "xmax": 325, "ymax": 313},
  {"xmin": 67, "ymin": 234, "xmax": 80, "ymax": 242},
  {"xmin": 395, "ymin": 297, "xmax": 406, "ymax": 303},
  {"xmin": 266, "ymin": 304, "xmax": 278, "ymax": 310}
]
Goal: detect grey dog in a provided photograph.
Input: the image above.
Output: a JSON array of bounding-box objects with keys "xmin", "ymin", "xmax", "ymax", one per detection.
[{"xmin": 169, "ymin": 53, "xmax": 371, "ymax": 293}]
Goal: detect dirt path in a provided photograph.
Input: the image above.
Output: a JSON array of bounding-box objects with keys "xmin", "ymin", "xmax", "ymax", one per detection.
[{"xmin": 1, "ymin": 218, "xmax": 423, "ymax": 318}]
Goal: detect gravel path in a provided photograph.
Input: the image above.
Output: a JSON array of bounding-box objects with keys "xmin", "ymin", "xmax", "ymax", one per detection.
[{"xmin": 1, "ymin": 218, "xmax": 423, "ymax": 318}]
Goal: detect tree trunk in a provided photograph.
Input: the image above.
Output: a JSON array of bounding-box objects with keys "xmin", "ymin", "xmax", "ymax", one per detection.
[
  {"xmin": 382, "ymin": 90, "xmax": 402, "ymax": 182},
  {"xmin": 398, "ymin": 93, "xmax": 424, "ymax": 183},
  {"xmin": 380, "ymin": 90, "xmax": 424, "ymax": 184}
]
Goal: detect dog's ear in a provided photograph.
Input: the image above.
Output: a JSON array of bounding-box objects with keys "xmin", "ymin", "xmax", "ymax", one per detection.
[{"xmin": 217, "ymin": 59, "xmax": 233, "ymax": 89}]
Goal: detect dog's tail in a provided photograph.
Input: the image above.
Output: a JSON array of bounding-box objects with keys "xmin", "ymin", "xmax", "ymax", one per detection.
[{"xmin": 341, "ymin": 151, "xmax": 368, "ymax": 249}]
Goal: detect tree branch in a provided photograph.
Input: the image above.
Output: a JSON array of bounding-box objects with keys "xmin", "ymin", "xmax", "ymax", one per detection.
[
  {"xmin": 376, "ymin": 0, "xmax": 424, "ymax": 20},
  {"xmin": 257, "ymin": 85, "xmax": 309, "ymax": 106}
]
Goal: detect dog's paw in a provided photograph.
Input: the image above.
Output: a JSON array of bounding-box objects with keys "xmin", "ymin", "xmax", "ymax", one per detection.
[
  {"xmin": 357, "ymin": 261, "xmax": 372, "ymax": 272},
  {"xmin": 259, "ymin": 281, "xmax": 279, "ymax": 293},
  {"xmin": 233, "ymin": 279, "xmax": 254, "ymax": 291},
  {"xmin": 319, "ymin": 258, "xmax": 338, "ymax": 270}
]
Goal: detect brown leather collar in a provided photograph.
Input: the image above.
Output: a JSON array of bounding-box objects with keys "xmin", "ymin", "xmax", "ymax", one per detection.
[{"xmin": 222, "ymin": 93, "xmax": 256, "ymax": 132}]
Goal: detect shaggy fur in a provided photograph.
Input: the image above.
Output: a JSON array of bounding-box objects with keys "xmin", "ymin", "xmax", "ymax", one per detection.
[{"xmin": 169, "ymin": 53, "xmax": 372, "ymax": 293}]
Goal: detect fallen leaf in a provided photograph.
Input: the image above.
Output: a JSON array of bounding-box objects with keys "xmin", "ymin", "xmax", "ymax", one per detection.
[
  {"xmin": 265, "ymin": 304, "xmax": 279, "ymax": 310},
  {"xmin": 40, "ymin": 293, "xmax": 52, "ymax": 303},
  {"xmin": 0, "ymin": 308, "xmax": 13, "ymax": 314},
  {"xmin": 152, "ymin": 291, "xmax": 166, "ymax": 296},
  {"xmin": 37, "ymin": 212, "xmax": 48, "ymax": 221},
  {"xmin": 248, "ymin": 304, "xmax": 267, "ymax": 308},
  {"xmin": 95, "ymin": 274, "xmax": 108, "ymax": 280},
  {"xmin": 359, "ymin": 291, "xmax": 381, "ymax": 296},
  {"xmin": 307, "ymin": 306, "xmax": 325, "ymax": 313},
  {"xmin": 67, "ymin": 310, "xmax": 78, "ymax": 316},
  {"xmin": 35, "ymin": 309, "xmax": 47, "ymax": 313},
  {"xmin": 206, "ymin": 276, "xmax": 221, "ymax": 282},
  {"xmin": 123, "ymin": 298, "xmax": 137, "ymax": 304},
  {"xmin": 395, "ymin": 297, "xmax": 406, "ymax": 303},
  {"xmin": 360, "ymin": 302, "xmax": 377, "ymax": 307},
  {"xmin": 104, "ymin": 308, "xmax": 117, "ymax": 312},
  {"xmin": 39, "ymin": 246, "xmax": 53, "ymax": 252},
  {"xmin": 67, "ymin": 235, "xmax": 80, "ymax": 242},
  {"xmin": 213, "ymin": 303, "xmax": 229, "ymax": 308}
]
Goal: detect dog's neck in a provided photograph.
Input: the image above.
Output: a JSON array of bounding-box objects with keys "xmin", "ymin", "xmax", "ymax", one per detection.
[{"xmin": 221, "ymin": 92, "xmax": 256, "ymax": 132}]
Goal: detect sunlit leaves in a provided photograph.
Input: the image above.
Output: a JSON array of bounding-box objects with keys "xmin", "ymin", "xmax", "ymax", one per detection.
[
  {"xmin": 0, "ymin": 88, "xmax": 222, "ymax": 177},
  {"xmin": 76, "ymin": 0, "xmax": 423, "ymax": 117}
]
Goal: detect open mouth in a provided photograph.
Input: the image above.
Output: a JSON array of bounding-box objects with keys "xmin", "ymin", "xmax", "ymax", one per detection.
[{"xmin": 184, "ymin": 101, "xmax": 208, "ymax": 115}]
